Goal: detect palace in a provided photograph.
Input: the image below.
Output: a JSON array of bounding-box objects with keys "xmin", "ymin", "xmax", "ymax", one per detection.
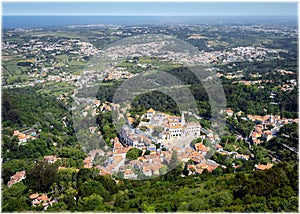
[{"xmin": 144, "ymin": 109, "xmax": 201, "ymax": 141}]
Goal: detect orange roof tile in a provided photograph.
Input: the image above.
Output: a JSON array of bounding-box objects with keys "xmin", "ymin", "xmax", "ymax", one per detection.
[
  {"xmin": 256, "ymin": 163, "xmax": 273, "ymax": 170},
  {"xmin": 128, "ymin": 117, "xmax": 135, "ymax": 124},
  {"xmin": 13, "ymin": 130, "xmax": 20, "ymax": 136},
  {"xmin": 30, "ymin": 193, "xmax": 39, "ymax": 200},
  {"xmin": 112, "ymin": 155, "xmax": 124, "ymax": 163},
  {"xmin": 18, "ymin": 133, "xmax": 27, "ymax": 139},
  {"xmin": 147, "ymin": 108, "xmax": 155, "ymax": 113},
  {"xmin": 114, "ymin": 147, "xmax": 129, "ymax": 154},
  {"xmin": 37, "ymin": 194, "xmax": 49, "ymax": 202},
  {"xmin": 195, "ymin": 143, "xmax": 210, "ymax": 152}
]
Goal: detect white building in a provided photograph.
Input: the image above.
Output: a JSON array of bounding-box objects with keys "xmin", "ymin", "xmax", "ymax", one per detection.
[
  {"xmin": 146, "ymin": 108, "xmax": 155, "ymax": 119},
  {"xmin": 183, "ymin": 122, "xmax": 201, "ymax": 136}
]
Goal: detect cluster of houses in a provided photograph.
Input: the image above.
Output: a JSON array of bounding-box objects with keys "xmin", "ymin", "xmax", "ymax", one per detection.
[
  {"xmin": 247, "ymin": 114, "xmax": 298, "ymax": 145},
  {"xmin": 46, "ymin": 73, "xmax": 79, "ymax": 83},
  {"xmin": 91, "ymin": 136, "xmax": 221, "ymax": 179},
  {"xmin": 82, "ymin": 106, "xmax": 289, "ymax": 178},
  {"xmin": 225, "ymin": 108, "xmax": 298, "ymax": 146},
  {"xmin": 84, "ymin": 149, "xmax": 105, "ymax": 169},
  {"xmin": 104, "ymin": 67, "xmax": 135, "ymax": 81},
  {"xmin": 2, "ymin": 36, "xmax": 99, "ymax": 89},
  {"xmin": 2, "ymin": 37, "xmax": 98, "ymax": 64},
  {"xmin": 13, "ymin": 128, "xmax": 38, "ymax": 144},
  {"xmin": 190, "ymin": 45, "xmax": 281, "ymax": 64},
  {"xmin": 280, "ymin": 79, "xmax": 297, "ymax": 92},
  {"xmin": 29, "ymin": 193, "xmax": 57, "ymax": 210}
]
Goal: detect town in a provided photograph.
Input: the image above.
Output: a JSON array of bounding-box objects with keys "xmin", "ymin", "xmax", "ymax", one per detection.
[{"xmin": 2, "ymin": 15, "xmax": 298, "ymax": 212}]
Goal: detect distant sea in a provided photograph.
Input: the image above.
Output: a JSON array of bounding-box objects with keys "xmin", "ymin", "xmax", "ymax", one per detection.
[{"xmin": 2, "ymin": 15, "xmax": 297, "ymax": 29}]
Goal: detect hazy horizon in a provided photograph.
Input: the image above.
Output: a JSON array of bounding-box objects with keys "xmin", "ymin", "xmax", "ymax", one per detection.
[{"xmin": 2, "ymin": 15, "xmax": 298, "ymax": 29}]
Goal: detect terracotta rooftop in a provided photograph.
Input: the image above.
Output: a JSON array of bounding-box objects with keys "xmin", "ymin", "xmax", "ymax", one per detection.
[
  {"xmin": 195, "ymin": 143, "xmax": 210, "ymax": 152},
  {"xmin": 13, "ymin": 130, "xmax": 20, "ymax": 136},
  {"xmin": 18, "ymin": 133, "xmax": 27, "ymax": 140},
  {"xmin": 114, "ymin": 147, "xmax": 129, "ymax": 154},
  {"xmin": 7, "ymin": 170, "xmax": 26, "ymax": 187},
  {"xmin": 29, "ymin": 193, "xmax": 39, "ymax": 200},
  {"xmin": 147, "ymin": 108, "xmax": 155, "ymax": 113},
  {"xmin": 124, "ymin": 169, "xmax": 135, "ymax": 175},
  {"xmin": 255, "ymin": 163, "xmax": 273, "ymax": 170}
]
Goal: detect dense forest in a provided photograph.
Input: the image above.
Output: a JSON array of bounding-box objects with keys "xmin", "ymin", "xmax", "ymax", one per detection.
[
  {"xmin": 1, "ymin": 161, "xmax": 298, "ymax": 212},
  {"xmin": 93, "ymin": 65, "xmax": 298, "ymax": 118}
]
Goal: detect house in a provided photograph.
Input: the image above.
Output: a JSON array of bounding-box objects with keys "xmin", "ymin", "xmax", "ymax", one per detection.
[
  {"xmin": 179, "ymin": 152, "xmax": 190, "ymax": 162},
  {"xmin": 184, "ymin": 122, "xmax": 201, "ymax": 136},
  {"xmin": 93, "ymin": 99, "xmax": 101, "ymax": 108},
  {"xmin": 147, "ymin": 143, "xmax": 157, "ymax": 154},
  {"xmin": 234, "ymin": 154, "xmax": 250, "ymax": 160},
  {"xmin": 96, "ymin": 165, "xmax": 110, "ymax": 176},
  {"xmin": 150, "ymin": 164, "xmax": 161, "ymax": 176},
  {"xmin": 129, "ymin": 160, "xmax": 143, "ymax": 169},
  {"xmin": 196, "ymin": 162, "xmax": 218, "ymax": 173},
  {"xmin": 146, "ymin": 108, "xmax": 155, "ymax": 119},
  {"xmin": 255, "ymin": 126, "xmax": 263, "ymax": 134},
  {"xmin": 29, "ymin": 193, "xmax": 56, "ymax": 210},
  {"xmin": 113, "ymin": 147, "xmax": 130, "ymax": 159},
  {"xmin": 18, "ymin": 133, "xmax": 27, "ymax": 143},
  {"xmin": 247, "ymin": 115, "xmax": 270, "ymax": 123},
  {"xmin": 13, "ymin": 130, "xmax": 20, "ymax": 136},
  {"xmin": 188, "ymin": 151, "xmax": 203, "ymax": 163},
  {"xmin": 226, "ymin": 109, "xmax": 234, "ymax": 117},
  {"xmin": 165, "ymin": 124, "xmax": 182, "ymax": 138},
  {"xmin": 89, "ymin": 126, "xmax": 97, "ymax": 134},
  {"xmin": 88, "ymin": 149, "xmax": 105, "ymax": 159},
  {"xmin": 253, "ymin": 139, "xmax": 261, "ymax": 145},
  {"xmin": 255, "ymin": 163, "xmax": 273, "ymax": 170},
  {"xmin": 112, "ymin": 155, "xmax": 125, "ymax": 168},
  {"xmin": 137, "ymin": 156, "xmax": 147, "ymax": 162},
  {"xmin": 84, "ymin": 157, "xmax": 93, "ymax": 168},
  {"xmin": 44, "ymin": 155, "xmax": 61, "ymax": 164},
  {"xmin": 237, "ymin": 111, "xmax": 243, "ymax": 116},
  {"xmin": 263, "ymin": 130, "xmax": 273, "ymax": 142},
  {"xmin": 215, "ymin": 144, "xmax": 223, "ymax": 151},
  {"xmin": 252, "ymin": 131, "xmax": 261, "ymax": 139},
  {"xmin": 7, "ymin": 170, "xmax": 26, "ymax": 187},
  {"xmin": 194, "ymin": 143, "xmax": 210, "ymax": 153},
  {"xmin": 127, "ymin": 117, "xmax": 135, "ymax": 126},
  {"xmin": 124, "ymin": 169, "xmax": 137, "ymax": 179},
  {"xmin": 143, "ymin": 166, "xmax": 152, "ymax": 177}
]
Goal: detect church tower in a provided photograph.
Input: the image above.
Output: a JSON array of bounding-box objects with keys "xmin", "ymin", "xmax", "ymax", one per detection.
[
  {"xmin": 270, "ymin": 114, "xmax": 274, "ymax": 123},
  {"xmin": 181, "ymin": 111, "xmax": 185, "ymax": 125}
]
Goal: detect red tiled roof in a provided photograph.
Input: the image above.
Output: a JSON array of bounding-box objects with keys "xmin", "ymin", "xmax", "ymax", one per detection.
[
  {"xmin": 30, "ymin": 193, "xmax": 39, "ymax": 200},
  {"xmin": 114, "ymin": 147, "xmax": 129, "ymax": 154},
  {"xmin": 195, "ymin": 143, "xmax": 210, "ymax": 152},
  {"xmin": 7, "ymin": 170, "xmax": 26, "ymax": 187},
  {"xmin": 18, "ymin": 133, "xmax": 27, "ymax": 140},
  {"xmin": 37, "ymin": 194, "xmax": 49, "ymax": 202},
  {"xmin": 147, "ymin": 108, "xmax": 155, "ymax": 113},
  {"xmin": 256, "ymin": 163, "xmax": 273, "ymax": 170}
]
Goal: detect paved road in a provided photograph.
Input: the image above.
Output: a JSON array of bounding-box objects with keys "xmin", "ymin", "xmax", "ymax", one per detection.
[{"xmin": 282, "ymin": 143, "xmax": 298, "ymax": 154}]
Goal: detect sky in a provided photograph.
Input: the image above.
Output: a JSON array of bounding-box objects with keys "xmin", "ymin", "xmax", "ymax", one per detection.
[{"xmin": 2, "ymin": 2, "xmax": 298, "ymax": 16}]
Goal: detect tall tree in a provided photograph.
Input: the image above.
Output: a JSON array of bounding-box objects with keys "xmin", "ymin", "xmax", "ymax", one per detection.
[{"xmin": 25, "ymin": 160, "xmax": 58, "ymax": 192}]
